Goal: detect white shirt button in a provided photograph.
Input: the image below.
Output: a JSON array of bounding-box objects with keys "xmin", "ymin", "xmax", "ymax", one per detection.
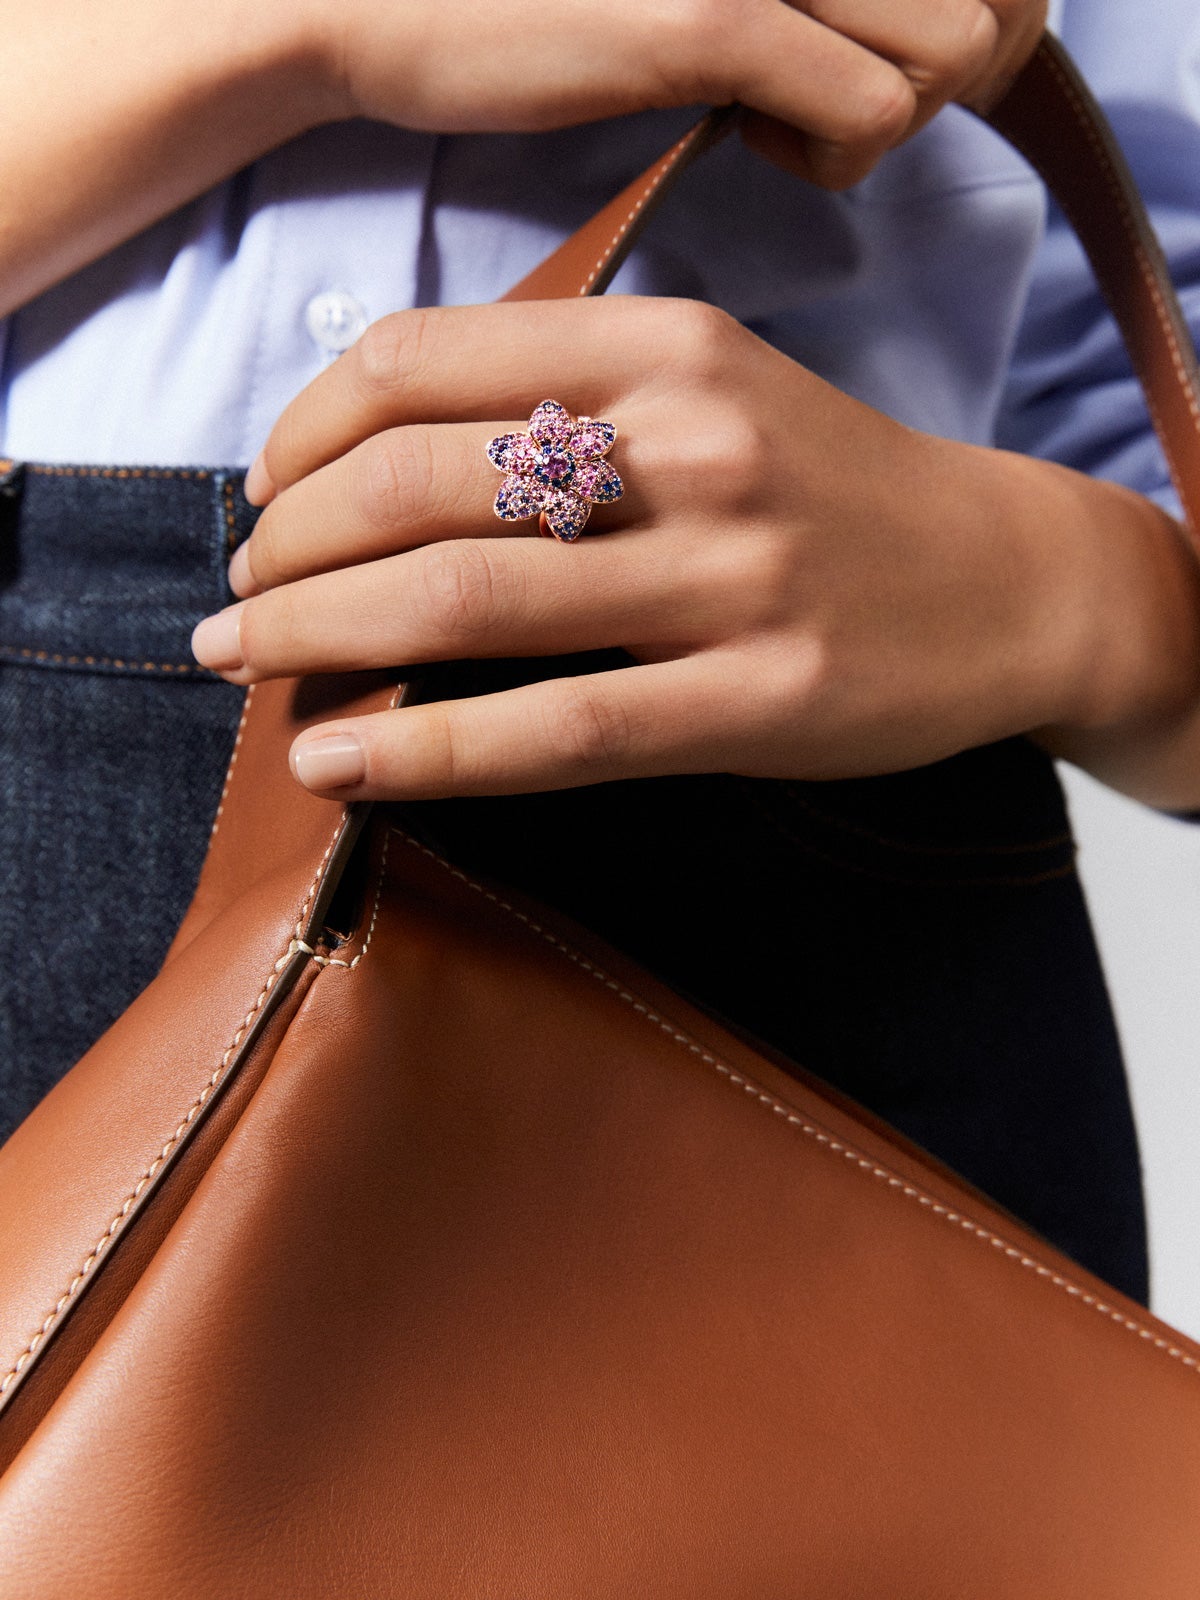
[{"xmin": 304, "ymin": 290, "xmax": 368, "ymax": 353}]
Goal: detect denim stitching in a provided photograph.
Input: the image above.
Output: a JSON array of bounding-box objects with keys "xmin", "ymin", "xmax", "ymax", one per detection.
[
  {"xmin": 223, "ymin": 479, "xmax": 239, "ymax": 554},
  {"xmin": 24, "ymin": 465, "xmax": 212, "ymax": 481},
  {"xmin": 0, "ymin": 645, "xmax": 202, "ymax": 676}
]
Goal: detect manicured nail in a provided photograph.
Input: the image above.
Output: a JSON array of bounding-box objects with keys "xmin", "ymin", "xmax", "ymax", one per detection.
[
  {"xmin": 227, "ymin": 541, "xmax": 259, "ymax": 598},
  {"xmin": 244, "ymin": 450, "xmax": 275, "ymax": 506},
  {"xmin": 291, "ymin": 733, "xmax": 366, "ymax": 791},
  {"xmin": 191, "ymin": 605, "xmax": 245, "ymax": 672}
]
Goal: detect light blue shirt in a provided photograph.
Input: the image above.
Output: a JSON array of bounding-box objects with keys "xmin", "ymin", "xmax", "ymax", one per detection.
[{"xmin": 1, "ymin": 0, "xmax": 1197, "ymax": 518}]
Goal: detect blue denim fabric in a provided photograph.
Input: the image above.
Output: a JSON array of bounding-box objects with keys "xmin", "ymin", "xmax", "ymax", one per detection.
[
  {"xmin": 0, "ymin": 464, "xmax": 252, "ymax": 1142},
  {"xmin": 0, "ymin": 466, "xmax": 1150, "ymax": 1305}
]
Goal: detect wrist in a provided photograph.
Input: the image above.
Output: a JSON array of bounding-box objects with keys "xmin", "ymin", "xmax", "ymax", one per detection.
[
  {"xmin": 1005, "ymin": 456, "xmax": 1200, "ymax": 806},
  {"xmin": 1030, "ymin": 464, "xmax": 1200, "ymax": 736}
]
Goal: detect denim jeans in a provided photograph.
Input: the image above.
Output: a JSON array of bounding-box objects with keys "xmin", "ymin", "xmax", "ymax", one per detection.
[
  {"xmin": 0, "ymin": 463, "xmax": 251, "ymax": 1140},
  {"xmin": 0, "ymin": 463, "xmax": 1150, "ymax": 1304}
]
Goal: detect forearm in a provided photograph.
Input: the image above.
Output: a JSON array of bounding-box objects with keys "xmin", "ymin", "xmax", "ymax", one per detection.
[{"xmin": 0, "ymin": 0, "xmax": 335, "ymax": 316}]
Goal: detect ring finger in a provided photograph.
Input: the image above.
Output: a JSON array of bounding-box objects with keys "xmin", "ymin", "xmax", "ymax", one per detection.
[{"xmin": 232, "ymin": 417, "xmax": 648, "ymax": 598}]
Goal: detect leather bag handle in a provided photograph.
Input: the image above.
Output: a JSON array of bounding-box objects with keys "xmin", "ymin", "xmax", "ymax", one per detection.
[{"xmin": 171, "ymin": 32, "xmax": 1200, "ymax": 962}]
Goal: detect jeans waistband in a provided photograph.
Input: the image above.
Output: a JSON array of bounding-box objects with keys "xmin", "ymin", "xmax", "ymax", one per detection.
[{"xmin": 0, "ymin": 461, "xmax": 257, "ymax": 677}]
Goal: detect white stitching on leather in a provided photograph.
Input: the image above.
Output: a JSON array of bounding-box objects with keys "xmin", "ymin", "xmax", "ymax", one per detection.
[
  {"xmin": 208, "ymin": 683, "xmax": 255, "ymax": 843},
  {"xmin": 275, "ymin": 829, "xmax": 391, "ymax": 972},
  {"xmin": 0, "ymin": 949, "xmax": 290, "ymax": 1397},
  {"xmin": 579, "ymin": 129, "xmax": 699, "ymax": 297},
  {"xmin": 0, "ymin": 682, "xmax": 410, "ymax": 1401},
  {"xmin": 0, "ymin": 810, "xmax": 357, "ymax": 1400},
  {"xmin": 389, "ymin": 827, "xmax": 1200, "ymax": 1379}
]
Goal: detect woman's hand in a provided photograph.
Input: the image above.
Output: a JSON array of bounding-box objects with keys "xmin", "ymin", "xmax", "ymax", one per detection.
[
  {"xmin": 1, "ymin": 0, "xmax": 1045, "ymax": 314},
  {"xmin": 190, "ymin": 296, "xmax": 1200, "ymax": 805},
  {"xmin": 322, "ymin": 0, "xmax": 1048, "ymax": 189}
]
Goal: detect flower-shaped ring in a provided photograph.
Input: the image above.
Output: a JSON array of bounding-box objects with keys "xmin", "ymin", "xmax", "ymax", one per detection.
[{"xmin": 486, "ymin": 400, "xmax": 624, "ymax": 543}]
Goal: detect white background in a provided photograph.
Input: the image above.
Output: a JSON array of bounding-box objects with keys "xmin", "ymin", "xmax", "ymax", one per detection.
[{"xmin": 1062, "ymin": 767, "xmax": 1200, "ymax": 1338}]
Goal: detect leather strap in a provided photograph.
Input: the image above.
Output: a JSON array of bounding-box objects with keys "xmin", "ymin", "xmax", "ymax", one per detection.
[
  {"xmin": 172, "ymin": 32, "xmax": 1200, "ymax": 959},
  {"xmin": 987, "ymin": 39, "xmax": 1200, "ymax": 532}
]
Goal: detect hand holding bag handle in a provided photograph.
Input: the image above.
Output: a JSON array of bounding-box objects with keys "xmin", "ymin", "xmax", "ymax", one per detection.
[{"xmin": 1, "ymin": 34, "xmax": 1200, "ymax": 1598}]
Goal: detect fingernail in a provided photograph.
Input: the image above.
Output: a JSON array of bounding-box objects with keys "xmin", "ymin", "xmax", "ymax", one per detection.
[
  {"xmin": 244, "ymin": 450, "xmax": 275, "ymax": 506},
  {"xmin": 291, "ymin": 733, "xmax": 366, "ymax": 791},
  {"xmin": 191, "ymin": 604, "xmax": 245, "ymax": 672},
  {"xmin": 227, "ymin": 541, "xmax": 259, "ymax": 598}
]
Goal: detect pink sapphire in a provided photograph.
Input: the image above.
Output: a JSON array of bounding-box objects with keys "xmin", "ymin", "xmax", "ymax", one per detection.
[{"xmin": 535, "ymin": 447, "xmax": 576, "ymax": 489}]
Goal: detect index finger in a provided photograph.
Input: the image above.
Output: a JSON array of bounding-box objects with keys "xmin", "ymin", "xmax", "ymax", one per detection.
[{"xmin": 245, "ymin": 296, "xmax": 689, "ymax": 505}]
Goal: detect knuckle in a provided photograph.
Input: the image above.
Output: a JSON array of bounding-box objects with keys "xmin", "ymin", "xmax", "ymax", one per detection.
[
  {"xmin": 233, "ymin": 597, "xmax": 272, "ymax": 673},
  {"xmin": 847, "ymin": 66, "xmax": 918, "ymax": 152},
  {"xmin": 633, "ymin": 0, "xmax": 732, "ymax": 105},
  {"xmin": 960, "ymin": 2, "xmax": 1002, "ymax": 74},
  {"xmin": 667, "ymin": 0, "xmax": 730, "ymax": 96},
  {"xmin": 919, "ymin": 3, "xmax": 999, "ymax": 93},
  {"xmin": 768, "ymin": 634, "xmax": 828, "ymax": 718},
  {"xmin": 353, "ymin": 308, "xmax": 435, "ymax": 400},
  {"xmin": 355, "ymin": 430, "xmax": 427, "ymax": 532},
  {"xmin": 244, "ymin": 508, "xmax": 283, "ymax": 586},
  {"xmin": 543, "ymin": 683, "xmax": 632, "ymax": 774},
  {"xmin": 745, "ymin": 532, "xmax": 805, "ymax": 623},
  {"xmin": 679, "ymin": 408, "xmax": 770, "ymax": 509},
  {"xmin": 419, "ymin": 706, "xmax": 471, "ymax": 793},
  {"xmin": 353, "ymin": 315, "xmax": 406, "ymax": 397},
  {"xmin": 262, "ymin": 406, "xmax": 304, "ymax": 488},
  {"xmin": 665, "ymin": 299, "xmax": 743, "ymax": 383},
  {"xmin": 809, "ymin": 69, "xmax": 917, "ymax": 189},
  {"xmin": 417, "ymin": 540, "xmax": 501, "ymax": 643}
]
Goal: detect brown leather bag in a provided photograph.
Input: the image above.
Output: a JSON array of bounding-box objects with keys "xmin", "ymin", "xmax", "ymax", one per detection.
[{"xmin": 2, "ymin": 37, "xmax": 1200, "ymax": 1597}]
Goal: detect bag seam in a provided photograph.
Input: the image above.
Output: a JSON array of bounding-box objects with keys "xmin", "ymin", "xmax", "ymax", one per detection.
[
  {"xmin": 0, "ymin": 808, "xmax": 354, "ymax": 1401},
  {"xmin": 387, "ymin": 826, "xmax": 1200, "ymax": 1379},
  {"xmin": 275, "ymin": 829, "xmax": 390, "ymax": 973},
  {"xmin": 208, "ymin": 683, "xmax": 255, "ymax": 844},
  {"xmin": 0, "ymin": 676, "xmax": 409, "ymax": 1399}
]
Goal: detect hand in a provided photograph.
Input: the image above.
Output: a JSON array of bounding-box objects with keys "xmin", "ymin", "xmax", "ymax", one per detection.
[
  {"xmin": 189, "ymin": 295, "xmax": 1170, "ymax": 802},
  {"xmin": 315, "ymin": 0, "xmax": 1048, "ymax": 188},
  {"xmin": 1, "ymin": 0, "xmax": 1045, "ymax": 318}
]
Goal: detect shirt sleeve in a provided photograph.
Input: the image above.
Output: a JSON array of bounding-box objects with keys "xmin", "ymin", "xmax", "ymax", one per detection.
[{"xmin": 994, "ymin": 0, "xmax": 1200, "ymax": 522}]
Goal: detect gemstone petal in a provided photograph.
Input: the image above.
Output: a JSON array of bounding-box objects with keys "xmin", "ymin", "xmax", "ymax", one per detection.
[
  {"xmin": 494, "ymin": 474, "xmax": 545, "ymax": 521},
  {"xmin": 486, "ymin": 432, "xmax": 536, "ymax": 472},
  {"xmin": 569, "ymin": 419, "xmax": 616, "ymax": 459},
  {"xmin": 575, "ymin": 458, "xmax": 623, "ymax": 504},
  {"xmin": 542, "ymin": 491, "xmax": 592, "ymax": 542},
  {"xmin": 528, "ymin": 400, "xmax": 574, "ymax": 451}
]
